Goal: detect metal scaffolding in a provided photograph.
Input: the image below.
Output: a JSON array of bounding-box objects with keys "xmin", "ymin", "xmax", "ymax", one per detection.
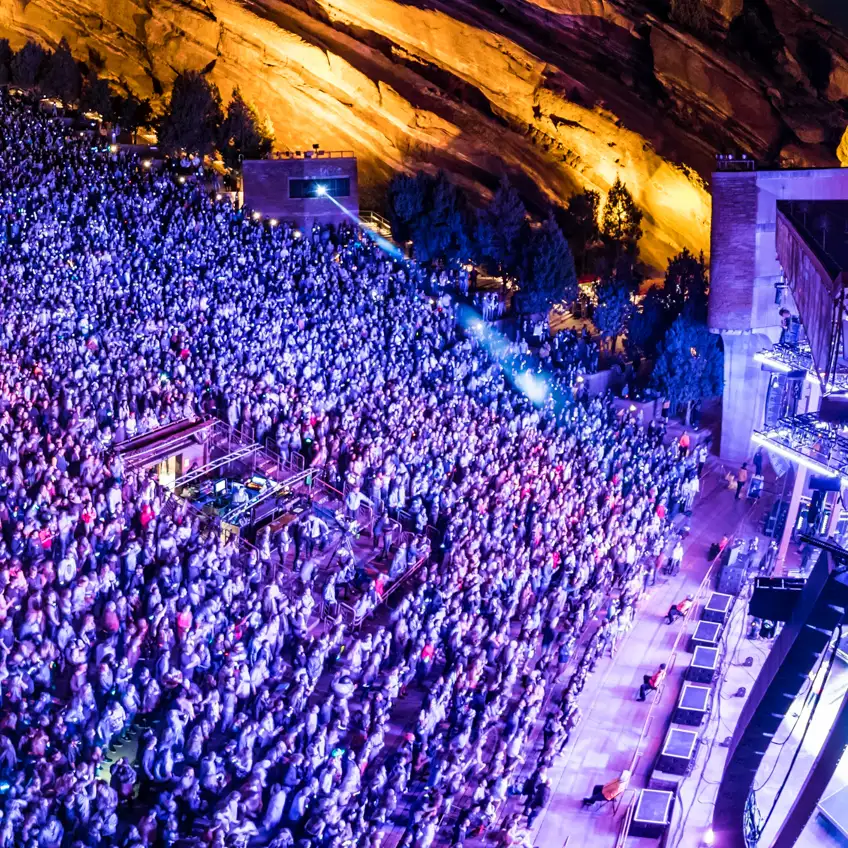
[
  {"xmin": 754, "ymin": 343, "xmax": 848, "ymax": 393},
  {"xmin": 173, "ymin": 443, "xmax": 260, "ymax": 490},
  {"xmin": 753, "ymin": 412, "xmax": 848, "ymax": 477}
]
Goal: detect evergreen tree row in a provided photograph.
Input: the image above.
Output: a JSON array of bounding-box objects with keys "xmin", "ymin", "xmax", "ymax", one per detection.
[
  {"xmin": 0, "ymin": 41, "xmax": 273, "ymax": 168},
  {"xmin": 387, "ymin": 170, "xmax": 648, "ymax": 316}
]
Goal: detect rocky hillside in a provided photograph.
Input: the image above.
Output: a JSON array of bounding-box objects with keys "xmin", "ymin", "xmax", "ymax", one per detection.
[{"xmin": 0, "ymin": 0, "xmax": 846, "ymax": 268}]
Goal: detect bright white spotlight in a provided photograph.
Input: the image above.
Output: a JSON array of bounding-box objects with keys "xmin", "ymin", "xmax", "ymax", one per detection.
[
  {"xmin": 703, "ymin": 829, "xmax": 715, "ymax": 847},
  {"xmin": 516, "ymin": 370, "xmax": 549, "ymax": 405},
  {"xmin": 315, "ymin": 184, "xmax": 327, "ymax": 196},
  {"xmin": 252, "ymin": 211, "xmax": 261, "ymax": 221}
]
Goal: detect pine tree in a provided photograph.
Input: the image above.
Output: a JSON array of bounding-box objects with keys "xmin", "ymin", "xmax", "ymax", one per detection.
[
  {"xmin": 475, "ymin": 175, "xmax": 527, "ymax": 277},
  {"xmin": 387, "ymin": 173, "xmax": 425, "ymax": 244},
  {"xmin": 560, "ymin": 189, "xmax": 600, "ymax": 273},
  {"xmin": 627, "ymin": 288, "xmax": 669, "ymax": 358},
  {"xmin": 80, "ymin": 72, "xmax": 113, "ymax": 121},
  {"xmin": 11, "ymin": 40, "xmax": 47, "ymax": 90},
  {"xmin": 651, "ymin": 316, "xmax": 723, "ymax": 423},
  {"xmin": 663, "ymin": 248, "xmax": 709, "ymax": 322},
  {"xmin": 593, "ymin": 277, "xmax": 633, "ymax": 352},
  {"xmin": 601, "ymin": 176, "xmax": 643, "ymax": 252},
  {"xmin": 0, "ymin": 40, "xmax": 12, "ymax": 86},
  {"xmin": 158, "ymin": 71, "xmax": 223, "ymax": 156},
  {"xmin": 412, "ymin": 172, "xmax": 471, "ymax": 266},
  {"xmin": 113, "ymin": 92, "xmax": 152, "ymax": 138},
  {"xmin": 41, "ymin": 37, "xmax": 81, "ymax": 104},
  {"xmin": 514, "ymin": 214, "xmax": 578, "ymax": 314},
  {"xmin": 218, "ymin": 88, "xmax": 273, "ymax": 170}
]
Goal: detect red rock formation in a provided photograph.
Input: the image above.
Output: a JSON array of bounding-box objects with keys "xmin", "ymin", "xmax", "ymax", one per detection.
[{"xmin": 0, "ymin": 0, "xmax": 844, "ymax": 269}]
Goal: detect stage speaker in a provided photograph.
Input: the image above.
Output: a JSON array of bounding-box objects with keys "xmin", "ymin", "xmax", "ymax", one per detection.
[
  {"xmin": 717, "ymin": 565, "xmax": 746, "ymax": 595},
  {"xmin": 819, "ymin": 394, "xmax": 848, "ymax": 423},
  {"xmin": 810, "ymin": 475, "xmax": 841, "ymax": 492},
  {"xmin": 749, "ymin": 577, "xmax": 805, "ymax": 622},
  {"xmin": 629, "ymin": 790, "xmax": 673, "ymax": 839}
]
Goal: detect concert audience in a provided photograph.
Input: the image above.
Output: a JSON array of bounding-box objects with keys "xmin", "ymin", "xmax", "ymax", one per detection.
[{"xmin": 0, "ymin": 94, "xmax": 697, "ymax": 848}]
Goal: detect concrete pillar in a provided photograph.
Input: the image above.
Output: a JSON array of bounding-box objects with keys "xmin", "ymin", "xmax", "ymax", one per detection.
[
  {"xmin": 718, "ymin": 332, "xmax": 773, "ymax": 463},
  {"xmin": 777, "ymin": 464, "xmax": 807, "ymax": 570},
  {"xmin": 804, "ymin": 375, "xmax": 822, "ymax": 414}
]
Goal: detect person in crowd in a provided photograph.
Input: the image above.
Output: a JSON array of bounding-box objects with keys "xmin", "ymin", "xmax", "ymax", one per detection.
[
  {"xmin": 523, "ymin": 773, "xmax": 551, "ymax": 827},
  {"xmin": 665, "ymin": 538, "xmax": 685, "ymax": 576},
  {"xmin": 758, "ymin": 540, "xmax": 778, "ymax": 575},
  {"xmin": 696, "ymin": 441, "xmax": 709, "ymax": 477}
]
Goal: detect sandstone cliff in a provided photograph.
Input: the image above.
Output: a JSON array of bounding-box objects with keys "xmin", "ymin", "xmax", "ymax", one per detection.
[{"xmin": 0, "ymin": 0, "xmax": 845, "ymax": 269}]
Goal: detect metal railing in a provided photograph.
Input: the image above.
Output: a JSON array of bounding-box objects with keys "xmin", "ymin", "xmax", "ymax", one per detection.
[
  {"xmin": 173, "ymin": 443, "xmax": 260, "ymax": 490},
  {"xmin": 360, "ymin": 210, "xmax": 392, "ymax": 236},
  {"xmin": 220, "ymin": 468, "xmax": 314, "ymax": 525},
  {"xmin": 615, "ymin": 792, "xmax": 638, "ymax": 848},
  {"xmin": 273, "ymin": 149, "xmax": 354, "ymax": 159}
]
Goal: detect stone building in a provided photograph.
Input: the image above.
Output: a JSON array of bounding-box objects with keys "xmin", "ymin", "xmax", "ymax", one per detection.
[
  {"xmin": 709, "ymin": 160, "xmax": 848, "ymax": 563},
  {"xmin": 242, "ymin": 153, "xmax": 359, "ymax": 230}
]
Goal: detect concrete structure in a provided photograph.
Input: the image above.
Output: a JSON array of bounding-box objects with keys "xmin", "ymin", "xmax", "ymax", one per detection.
[
  {"xmin": 708, "ymin": 165, "xmax": 848, "ymax": 463},
  {"xmin": 706, "ymin": 165, "xmax": 848, "ymax": 848},
  {"xmin": 242, "ymin": 152, "xmax": 358, "ymax": 229}
]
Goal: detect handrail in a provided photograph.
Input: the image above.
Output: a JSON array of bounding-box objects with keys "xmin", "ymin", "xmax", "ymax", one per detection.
[
  {"xmin": 173, "ymin": 443, "xmax": 260, "ymax": 489},
  {"xmin": 316, "ymin": 479, "xmax": 345, "ymax": 502},
  {"xmin": 361, "ymin": 210, "xmax": 392, "ymax": 232},
  {"xmin": 272, "ymin": 149, "xmax": 354, "ymax": 159},
  {"xmin": 220, "ymin": 469, "xmax": 311, "ymax": 525},
  {"xmin": 616, "ymin": 793, "xmax": 637, "ymax": 848}
]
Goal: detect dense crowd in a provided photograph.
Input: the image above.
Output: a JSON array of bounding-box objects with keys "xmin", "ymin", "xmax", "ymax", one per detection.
[{"xmin": 0, "ymin": 94, "xmax": 701, "ymax": 848}]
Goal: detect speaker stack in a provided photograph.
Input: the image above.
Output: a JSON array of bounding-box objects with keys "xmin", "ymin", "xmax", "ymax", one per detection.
[{"xmin": 749, "ymin": 577, "xmax": 805, "ymax": 622}]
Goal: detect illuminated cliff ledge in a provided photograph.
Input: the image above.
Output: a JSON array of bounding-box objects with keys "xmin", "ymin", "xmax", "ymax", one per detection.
[{"xmin": 0, "ymin": 0, "xmax": 841, "ymax": 269}]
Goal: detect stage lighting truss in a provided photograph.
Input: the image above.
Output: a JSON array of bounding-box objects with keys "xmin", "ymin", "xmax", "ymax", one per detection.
[
  {"xmin": 753, "ymin": 342, "xmax": 848, "ymax": 394},
  {"xmin": 753, "ymin": 411, "xmax": 848, "ymax": 479}
]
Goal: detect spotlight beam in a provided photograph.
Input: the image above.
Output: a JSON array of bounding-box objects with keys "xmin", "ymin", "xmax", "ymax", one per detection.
[
  {"xmin": 457, "ymin": 305, "xmax": 553, "ymax": 408},
  {"xmin": 320, "ymin": 192, "xmax": 403, "ymax": 259}
]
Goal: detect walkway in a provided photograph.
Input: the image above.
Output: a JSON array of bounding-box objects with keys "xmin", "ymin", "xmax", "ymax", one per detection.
[{"xmin": 529, "ymin": 461, "xmax": 770, "ymax": 847}]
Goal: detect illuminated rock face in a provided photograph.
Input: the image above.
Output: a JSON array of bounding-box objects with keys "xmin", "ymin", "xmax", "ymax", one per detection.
[{"xmin": 0, "ymin": 0, "xmax": 845, "ymax": 269}]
